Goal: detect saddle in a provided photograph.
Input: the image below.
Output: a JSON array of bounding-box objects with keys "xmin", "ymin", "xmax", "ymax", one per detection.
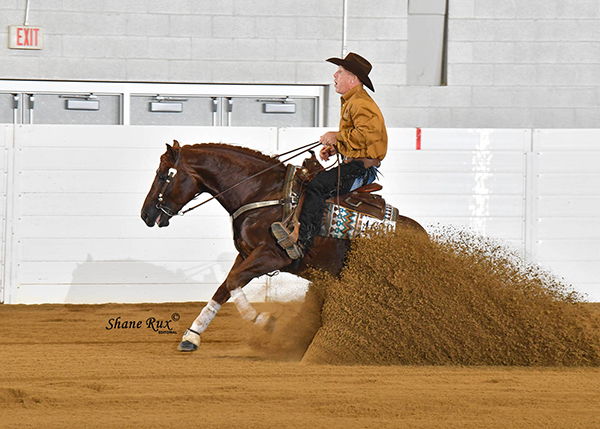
[
  {"xmin": 325, "ymin": 184, "xmax": 386, "ymax": 220},
  {"xmin": 272, "ymin": 152, "xmax": 396, "ymax": 255}
]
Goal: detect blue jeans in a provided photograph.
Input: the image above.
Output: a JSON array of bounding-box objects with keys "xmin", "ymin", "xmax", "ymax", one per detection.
[{"xmin": 350, "ymin": 165, "xmax": 379, "ymax": 191}]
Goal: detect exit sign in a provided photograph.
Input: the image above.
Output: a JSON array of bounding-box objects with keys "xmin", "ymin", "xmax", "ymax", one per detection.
[{"xmin": 8, "ymin": 25, "xmax": 43, "ymax": 50}]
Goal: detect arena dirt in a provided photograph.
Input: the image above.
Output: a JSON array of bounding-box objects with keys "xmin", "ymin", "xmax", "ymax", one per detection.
[{"xmin": 2, "ymin": 227, "xmax": 600, "ymax": 427}]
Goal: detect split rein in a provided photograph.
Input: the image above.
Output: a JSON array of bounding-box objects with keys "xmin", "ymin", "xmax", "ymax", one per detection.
[{"xmin": 156, "ymin": 141, "xmax": 324, "ymax": 218}]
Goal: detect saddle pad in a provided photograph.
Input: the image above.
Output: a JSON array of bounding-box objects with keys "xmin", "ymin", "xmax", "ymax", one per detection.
[
  {"xmin": 320, "ymin": 202, "xmax": 399, "ymax": 240},
  {"xmin": 326, "ymin": 192, "xmax": 387, "ymax": 220}
]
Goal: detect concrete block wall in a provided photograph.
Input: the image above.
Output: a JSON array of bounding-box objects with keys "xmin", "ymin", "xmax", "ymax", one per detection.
[
  {"xmin": 443, "ymin": 0, "xmax": 600, "ymax": 128},
  {"xmin": 1, "ymin": 0, "xmax": 600, "ymax": 128}
]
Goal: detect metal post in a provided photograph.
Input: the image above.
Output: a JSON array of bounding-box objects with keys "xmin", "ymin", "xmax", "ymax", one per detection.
[
  {"xmin": 12, "ymin": 94, "xmax": 20, "ymax": 124},
  {"xmin": 24, "ymin": 0, "xmax": 31, "ymax": 25},
  {"xmin": 342, "ymin": 0, "xmax": 348, "ymax": 57},
  {"xmin": 226, "ymin": 98, "xmax": 233, "ymax": 126},
  {"xmin": 211, "ymin": 97, "xmax": 218, "ymax": 126},
  {"xmin": 28, "ymin": 94, "xmax": 34, "ymax": 124}
]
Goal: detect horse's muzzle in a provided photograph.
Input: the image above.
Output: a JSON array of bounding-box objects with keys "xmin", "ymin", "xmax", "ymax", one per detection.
[
  {"xmin": 141, "ymin": 209, "xmax": 170, "ymax": 228},
  {"xmin": 140, "ymin": 210, "xmax": 155, "ymax": 227}
]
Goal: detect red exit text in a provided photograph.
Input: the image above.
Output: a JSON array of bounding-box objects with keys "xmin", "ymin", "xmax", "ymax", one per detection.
[{"xmin": 9, "ymin": 26, "xmax": 44, "ymax": 50}]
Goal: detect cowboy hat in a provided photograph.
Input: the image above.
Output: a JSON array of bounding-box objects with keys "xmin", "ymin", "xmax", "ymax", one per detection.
[{"xmin": 326, "ymin": 52, "xmax": 374, "ymax": 92}]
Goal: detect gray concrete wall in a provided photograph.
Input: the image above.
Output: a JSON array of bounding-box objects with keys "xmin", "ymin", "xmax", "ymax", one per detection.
[{"xmin": 1, "ymin": 0, "xmax": 599, "ymax": 128}]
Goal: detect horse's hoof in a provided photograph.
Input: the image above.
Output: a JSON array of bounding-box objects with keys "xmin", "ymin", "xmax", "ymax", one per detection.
[
  {"xmin": 178, "ymin": 329, "xmax": 200, "ymax": 352},
  {"xmin": 255, "ymin": 312, "xmax": 276, "ymax": 333},
  {"xmin": 264, "ymin": 315, "xmax": 276, "ymax": 333},
  {"xmin": 177, "ymin": 340, "xmax": 198, "ymax": 352}
]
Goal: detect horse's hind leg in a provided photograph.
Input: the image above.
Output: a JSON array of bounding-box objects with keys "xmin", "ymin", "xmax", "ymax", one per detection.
[
  {"xmin": 229, "ymin": 287, "xmax": 275, "ymax": 331},
  {"xmin": 222, "ymin": 249, "xmax": 286, "ymax": 330}
]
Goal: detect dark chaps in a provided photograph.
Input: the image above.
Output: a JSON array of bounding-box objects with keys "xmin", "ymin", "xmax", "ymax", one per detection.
[{"xmin": 298, "ymin": 160, "xmax": 368, "ymax": 248}]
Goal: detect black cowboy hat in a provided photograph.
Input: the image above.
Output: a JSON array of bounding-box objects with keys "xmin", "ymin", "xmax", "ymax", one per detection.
[{"xmin": 326, "ymin": 52, "xmax": 374, "ymax": 92}]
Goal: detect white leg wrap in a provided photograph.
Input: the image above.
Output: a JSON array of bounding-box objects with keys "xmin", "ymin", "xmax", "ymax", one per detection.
[
  {"xmin": 230, "ymin": 288, "xmax": 258, "ymax": 322},
  {"xmin": 190, "ymin": 299, "xmax": 221, "ymax": 334},
  {"xmin": 254, "ymin": 312, "xmax": 271, "ymax": 329}
]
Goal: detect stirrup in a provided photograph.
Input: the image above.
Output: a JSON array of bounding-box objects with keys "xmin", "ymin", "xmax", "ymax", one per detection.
[
  {"xmin": 285, "ymin": 243, "xmax": 303, "ymax": 260},
  {"xmin": 271, "ymin": 222, "xmax": 303, "ymax": 260}
]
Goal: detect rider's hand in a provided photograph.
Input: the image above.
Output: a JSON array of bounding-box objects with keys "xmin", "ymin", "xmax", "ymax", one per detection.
[
  {"xmin": 319, "ymin": 131, "xmax": 338, "ymax": 147},
  {"xmin": 320, "ymin": 145, "xmax": 337, "ymax": 162}
]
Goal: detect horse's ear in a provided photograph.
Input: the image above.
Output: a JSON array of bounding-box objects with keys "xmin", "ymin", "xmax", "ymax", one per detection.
[{"xmin": 165, "ymin": 143, "xmax": 179, "ymax": 163}]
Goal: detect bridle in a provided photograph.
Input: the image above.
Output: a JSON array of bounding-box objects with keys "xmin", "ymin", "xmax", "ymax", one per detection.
[
  {"xmin": 156, "ymin": 167, "xmax": 181, "ymax": 217},
  {"xmin": 154, "ymin": 141, "xmax": 322, "ymax": 219}
]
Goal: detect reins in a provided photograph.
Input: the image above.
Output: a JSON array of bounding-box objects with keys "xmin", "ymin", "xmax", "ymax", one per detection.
[{"xmin": 161, "ymin": 141, "xmax": 322, "ymax": 217}]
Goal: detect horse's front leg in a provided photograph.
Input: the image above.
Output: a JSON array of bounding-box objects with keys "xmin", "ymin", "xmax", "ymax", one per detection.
[{"xmin": 178, "ymin": 246, "xmax": 288, "ymax": 352}]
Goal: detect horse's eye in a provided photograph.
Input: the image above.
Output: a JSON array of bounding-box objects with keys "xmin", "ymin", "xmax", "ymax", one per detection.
[{"xmin": 156, "ymin": 171, "xmax": 168, "ymax": 182}]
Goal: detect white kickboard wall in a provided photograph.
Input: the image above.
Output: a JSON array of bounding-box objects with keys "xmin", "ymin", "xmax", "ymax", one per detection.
[{"xmin": 0, "ymin": 125, "xmax": 598, "ymax": 304}]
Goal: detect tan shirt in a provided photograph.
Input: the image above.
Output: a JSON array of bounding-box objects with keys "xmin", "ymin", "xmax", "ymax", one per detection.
[{"xmin": 336, "ymin": 85, "xmax": 388, "ymax": 161}]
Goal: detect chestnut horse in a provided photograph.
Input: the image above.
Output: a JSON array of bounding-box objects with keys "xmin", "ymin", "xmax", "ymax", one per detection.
[{"xmin": 141, "ymin": 141, "xmax": 426, "ymax": 351}]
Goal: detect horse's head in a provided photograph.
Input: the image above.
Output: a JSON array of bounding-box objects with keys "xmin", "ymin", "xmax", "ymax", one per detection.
[{"xmin": 141, "ymin": 140, "xmax": 200, "ymax": 227}]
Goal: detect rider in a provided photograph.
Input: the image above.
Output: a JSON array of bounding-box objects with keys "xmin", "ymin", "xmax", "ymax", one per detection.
[{"xmin": 272, "ymin": 52, "xmax": 388, "ymax": 259}]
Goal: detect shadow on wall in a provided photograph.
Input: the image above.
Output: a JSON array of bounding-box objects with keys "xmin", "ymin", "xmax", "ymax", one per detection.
[{"xmin": 65, "ymin": 254, "xmax": 237, "ymax": 304}]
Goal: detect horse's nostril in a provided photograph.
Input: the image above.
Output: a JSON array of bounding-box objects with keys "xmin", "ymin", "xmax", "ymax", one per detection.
[{"xmin": 141, "ymin": 212, "xmax": 148, "ymax": 221}]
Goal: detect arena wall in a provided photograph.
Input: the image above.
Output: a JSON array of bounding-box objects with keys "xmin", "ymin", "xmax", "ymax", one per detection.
[
  {"xmin": 0, "ymin": 125, "xmax": 598, "ymax": 304},
  {"xmin": 1, "ymin": 1, "xmax": 600, "ymax": 128}
]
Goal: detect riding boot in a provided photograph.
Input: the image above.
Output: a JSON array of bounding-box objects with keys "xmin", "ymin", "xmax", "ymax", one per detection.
[{"xmin": 271, "ymin": 192, "xmax": 305, "ymax": 259}]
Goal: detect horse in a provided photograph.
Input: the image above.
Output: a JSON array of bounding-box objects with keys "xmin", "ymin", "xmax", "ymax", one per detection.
[{"xmin": 140, "ymin": 140, "xmax": 426, "ymax": 352}]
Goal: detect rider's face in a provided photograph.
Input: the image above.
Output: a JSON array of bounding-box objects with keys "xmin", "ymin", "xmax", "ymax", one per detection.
[{"xmin": 333, "ymin": 66, "xmax": 358, "ymax": 94}]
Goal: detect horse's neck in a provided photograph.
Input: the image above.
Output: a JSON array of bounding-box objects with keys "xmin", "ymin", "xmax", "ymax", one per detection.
[{"xmin": 187, "ymin": 147, "xmax": 283, "ymax": 215}]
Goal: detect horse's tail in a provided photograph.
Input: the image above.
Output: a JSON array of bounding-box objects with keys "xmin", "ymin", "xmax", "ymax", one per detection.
[{"xmin": 395, "ymin": 215, "xmax": 428, "ymax": 238}]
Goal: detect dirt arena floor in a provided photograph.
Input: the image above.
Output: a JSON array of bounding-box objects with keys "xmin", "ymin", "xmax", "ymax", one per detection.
[{"xmin": 2, "ymin": 301, "xmax": 600, "ymax": 429}]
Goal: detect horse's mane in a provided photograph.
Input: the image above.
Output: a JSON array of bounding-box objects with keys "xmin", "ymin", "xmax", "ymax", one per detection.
[{"xmin": 186, "ymin": 143, "xmax": 281, "ymax": 166}]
